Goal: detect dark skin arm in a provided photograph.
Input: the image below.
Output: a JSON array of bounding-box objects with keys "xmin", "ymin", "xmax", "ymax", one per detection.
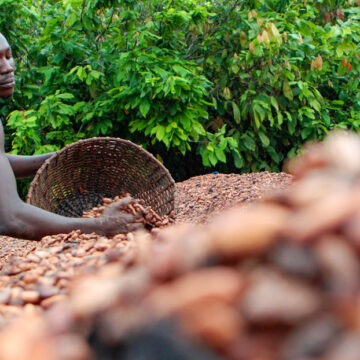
[
  {"xmin": 6, "ymin": 153, "xmax": 54, "ymax": 178},
  {"xmin": 0, "ymin": 122, "xmax": 143, "ymax": 240}
]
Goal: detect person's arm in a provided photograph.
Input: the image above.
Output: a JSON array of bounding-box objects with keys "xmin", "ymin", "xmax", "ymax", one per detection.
[
  {"xmin": 6, "ymin": 153, "xmax": 54, "ymax": 178},
  {"xmin": 0, "ymin": 124, "xmax": 142, "ymax": 240}
]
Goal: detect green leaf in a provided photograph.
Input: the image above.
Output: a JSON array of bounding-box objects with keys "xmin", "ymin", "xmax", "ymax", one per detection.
[
  {"xmin": 90, "ymin": 70, "xmax": 102, "ymax": 80},
  {"xmin": 173, "ymin": 65, "xmax": 189, "ymax": 77},
  {"xmin": 284, "ymin": 111, "xmax": 293, "ymax": 122},
  {"xmin": 58, "ymin": 104, "xmax": 75, "ymax": 115},
  {"xmin": 270, "ymin": 96, "xmax": 279, "ymax": 110},
  {"xmin": 283, "ymin": 80, "xmax": 293, "ymax": 101},
  {"xmin": 300, "ymin": 107, "xmax": 315, "ymax": 119},
  {"xmin": 301, "ymin": 127, "xmax": 314, "ymax": 140},
  {"xmin": 322, "ymin": 112, "xmax": 331, "ymax": 127},
  {"xmin": 192, "ymin": 121, "xmax": 206, "ymax": 136},
  {"xmin": 201, "ymin": 151, "xmax": 210, "ymax": 167},
  {"xmin": 253, "ymin": 111, "xmax": 261, "ymax": 129},
  {"xmin": 82, "ymin": 14, "xmax": 92, "ymax": 30},
  {"xmin": 267, "ymin": 146, "xmax": 282, "ymax": 163},
  {"xmin": 308, "ymin": 98, "xmax": 321, "ymax": 112},
  {"xmin": 76, "ymin": 67, "xmax": 87, "ymax": 82},
  {"xmin": 231, "ymin": 64, "xmax": 239, "ymax": 74},
  {"xmin": 209, "ymin": 152, "xmax": 218, "ymax": 166},
  {"xmin": 65, "ymin": 13, "xmax": 77, "ymax": 27},
  {"xmin": 215, "ymin": 147, "xmax": 226, "ymax": 163},
  {"xmin": 258, "ymin": 131, "xmax": 270, "ymax": 147},
  {"xmin": 332, "ymin": 100, "xmax": 344, "ymax": 105},
  {"xmin": 218, "ymin": 137, "xmax": 227, "ymax": 151},
  {"xmin": 227, "ymin": 137, "xmax": 238, "ymax": 149},
  {"xmin": 288, "ymin": 120, "xmax": 296, "ymax": 135},
  {"xmin": 223, "ymin": 87, "xmax": 232, "ymax": 100},
  {"xmin": 140, "ymin": 100, "xmax": 151, "ymax": 118},
  {"xmin": 253, "ymin": 104, "xmax": 266, "ymax": 121},
  {"xmin": 232, "ymin": 102, "xmax": 241, "ymax": 123},
  {"xmin": 207, "ymin": 144, "xmax": 214, "ymax": 152},
  {"xmin": 57, "ymin": 93, "xmax": 75, "ymax": 100},
  {"xmin": 243, "ymin": 135, "xmax": 256, "ymax": 151},
  {"xmin": 156, "ymin": 126, "xmax": 165, "ymax": 141},
  {"xmin": 233, "ymin": 152, "xmax": 244, "ymax": 168},
  {"xmin": 336, "ymin": 41, "xmax": 349, "ymax": 57}
]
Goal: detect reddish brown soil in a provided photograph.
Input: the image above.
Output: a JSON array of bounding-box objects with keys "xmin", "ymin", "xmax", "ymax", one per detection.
[{"xmin": 0, "ymin": 171, "xmax": 292, "ymax": 266}]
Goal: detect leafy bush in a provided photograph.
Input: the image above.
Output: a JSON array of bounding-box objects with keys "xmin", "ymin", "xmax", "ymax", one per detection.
[
  {"xmin": 3, "ymin": 0, "xmax": 360, "ymax": 174},
  {"xmin": 194, "ymin": 0, "xmax": 360, "ymax": 171}
]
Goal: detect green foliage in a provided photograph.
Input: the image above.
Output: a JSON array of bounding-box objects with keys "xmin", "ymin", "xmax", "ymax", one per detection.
[
  {"xmin": 2, "ymin": 0, "xmax": 360, "ymax": 173},
  {"xmin": 193, "ymin": 0, "xmax": 360, "ymax": 171}
]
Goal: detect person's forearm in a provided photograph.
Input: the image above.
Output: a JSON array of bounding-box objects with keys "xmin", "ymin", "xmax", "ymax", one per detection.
[
  {"xmin": 2, "ymin": 200, "xmax": 102, "ymax": 240},
  {"xmin": 6, "ymin": 153, "xmax": 54, "ymax": 178},
  {"xmin": 0, "ymin": 149, "xmax": 103, "ymax": 240}
]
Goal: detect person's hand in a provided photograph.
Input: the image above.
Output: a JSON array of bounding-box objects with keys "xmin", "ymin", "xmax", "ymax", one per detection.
[{"xmin": 99, "ymin": 197, "xmax": 144, "ymax": 236}]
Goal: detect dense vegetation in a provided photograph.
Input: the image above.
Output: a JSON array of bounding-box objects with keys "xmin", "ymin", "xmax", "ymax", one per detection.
[{"xmin": 1, "ymin": 0, "xmax": 360, "ymax": 179}]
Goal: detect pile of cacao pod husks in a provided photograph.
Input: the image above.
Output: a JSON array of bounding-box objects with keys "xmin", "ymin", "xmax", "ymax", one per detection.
[{"xmin": 1, "ymin": 131, "xmax": 360, "ymax": 360}]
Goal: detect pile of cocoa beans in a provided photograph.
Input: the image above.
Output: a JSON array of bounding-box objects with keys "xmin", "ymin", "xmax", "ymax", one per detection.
[
  {"xmin": 83, "ymin": 195, "xmax": 174, "ymax": 229},
  {"xmin": 0, "ymin": 196, "xmax": 173, "ymax": 323},
  {"xmin": 2, "ymin": 131, "xmax": 360, "ymax": 360}
]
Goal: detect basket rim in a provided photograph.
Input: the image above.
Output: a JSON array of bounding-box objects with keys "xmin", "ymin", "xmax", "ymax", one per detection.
[{"xmin": 26, "ymin": 137, "xmax": 177, "ymax": 212}]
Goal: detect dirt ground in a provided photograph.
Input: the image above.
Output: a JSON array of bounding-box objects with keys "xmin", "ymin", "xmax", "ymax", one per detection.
[{"xmin": 0, "ymin": 171, "xmax": 293, "ymax": 266}]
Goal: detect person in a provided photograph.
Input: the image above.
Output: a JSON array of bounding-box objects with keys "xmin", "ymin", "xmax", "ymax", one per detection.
[{"xmin": 0, "ymin": 33, "xmax": 143, "ymax": 240}]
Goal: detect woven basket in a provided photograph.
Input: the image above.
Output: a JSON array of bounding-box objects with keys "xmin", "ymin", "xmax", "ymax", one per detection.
[{"xmin": 26, "ymin": 137, "xmax": 176, "ymax": 217}]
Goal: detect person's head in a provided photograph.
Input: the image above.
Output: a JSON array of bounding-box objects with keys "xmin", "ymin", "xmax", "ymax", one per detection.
[{"xmin": 0, "ymin": 33, "xmax": 15, "ymax": 98}]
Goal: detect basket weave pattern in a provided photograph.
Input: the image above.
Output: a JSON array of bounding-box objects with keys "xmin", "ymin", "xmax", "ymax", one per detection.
[{"xmin": 26, "ymin": 137, "xmax": 176, "ymax": 217}]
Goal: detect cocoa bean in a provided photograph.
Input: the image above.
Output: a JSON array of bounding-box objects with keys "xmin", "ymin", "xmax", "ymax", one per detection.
[
  {"xmin": 240, "ymin": 269, "xmax": 322, "ymax": 326},
  {"xmin": 0, "ymin": 288, "xmax": 11, "ymax": 305},
  {"xmin": 26, "ymin": 254, "xmax": 40, "ymax": 263},
  {"xmin": 21, "ymin": 291, "xmax": 40, "ymax": 304},
  {"xmin": 23, "ymin": 303, "xmax": 41, "ymax": 317},
  {"xmin": 37, "ymin": 284, "xmax": 59, "ymax": 299},
  {"xmin": 23, "ymin": 271, "xmax": 38, "ymax": 284},
  {"xmin": 34, "ymin": 251, "xmax": 49, "ymax": 259},
  {"xmin": 0, "ymin": 305, "xmax": 23, "ymax": 318},
  {"xmin": 41, "ymin": 294, "xmax": 68, "ymax": 309}
]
